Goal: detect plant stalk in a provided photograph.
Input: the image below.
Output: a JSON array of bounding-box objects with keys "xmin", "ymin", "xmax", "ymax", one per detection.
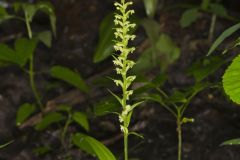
[
  {"xmin": 25, "ymin": 12, "xmax": 43, "ymax": 110},
  {"xmin": 124, "ymin": 132, "xmax": 128, "ymax": 160},
  {"xmin": 177, "ymin": 116, "xmax": 182, "ymax": 160}
]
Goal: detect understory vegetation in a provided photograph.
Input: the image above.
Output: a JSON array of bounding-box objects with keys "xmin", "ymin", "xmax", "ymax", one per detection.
[{"xmin": 0, "ymin": 0, "xmax": 240, "ymax": 160}]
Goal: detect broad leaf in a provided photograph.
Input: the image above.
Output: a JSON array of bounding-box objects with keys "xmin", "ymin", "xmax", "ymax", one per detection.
[
  {"xmin": 155, "ymin": 34, "xmax": 180, "ymax": 70},
  {"xmin": 221, "ymin": 138, "xmax": 240, "ymax": 146},
  {"xmin": 0, "ymin": 38, "xmax": 37, "ymax": 67},
  {"xmin": 50, "ymin": 66, "xmax": 89, "ymax": 93},
  {"xmin": 16, "ymin": 103, "xmax": 36, "ymax": 126},
  {"xmin": 141, "ymin": 18, "xmax": 160, "ymax": 43},
  {"xmin": 72, "ymin": 133, "xmax": 116, "ymax": 160},
  {"xmin": 143, "ymin": 0, "xmax": 158, "ymax": 18},
  {"xmin": 37, "ymin": 31, "xmax": 52, "ymax": 48},
  {"xmin": 35, "ymin": 112, "xmax": 65, "ymax": 131},
  {"xmin": 73, "ymin": 112, "xmax": 89, "ymax": 131},
  {"xmin": 180, "ymin": 8, "xmax": 199, "ymax": 28},
  {"xmin": 15, "ymin": 38, "xmax": 37, "ymax": 66},
  {"xmin": 208, "ymin": 23, "xmax": 240, "ymax": 55},
  {"xmin": 93, "ymin": 13, "xmax": 115, "ymax": 63},
  {"xmin": 222, "ymin": 55, "xmax": 240, "ymax": 104}
]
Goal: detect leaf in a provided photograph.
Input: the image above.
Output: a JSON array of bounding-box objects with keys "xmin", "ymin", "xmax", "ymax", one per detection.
[
  {"xmin": 207, "ymin": 23, "xmax": 240, "ymax": 56},
  {"xmin": 129, "ymin": 132, "xmax": 144, "ymax": 139},
  {"xmin": 201, "ymin": 0, "xmax": 210, "ymax": 10},
  {"xmin": 0, "ymin": 140, "xmax": 14, "ymax": 149},
  {"xmin": 180, "ymin": 8, "xmax": 199, "ymax": 28},
  {"xmin": 144, "ymin": 93, "xmax": 164, "ymax": 104},
  {"xmin": 143, "ymin": 0, "xmax": 158, "ymax": 18},
  {"xmin": 222, "ymin": 55, "xmax": 240, "ymax": 104},
  {"xmin": 22, "ymin": 4, "xmax": 37, "ymax": 22},
  {"xmin": 187, "ymin": 56, "xmax": 225, "ymax": 82},
  {"xmin": 72, "ymin": 133, "xmax": 116, "ymax": 160},
  {"xmin": 73, "ymin": 112, "xmax": 89, "ymax": 131},
  {"xmin": 93, "ymin": 13, "xmax": 115, "ymax": 63},
  {"xmin": 132, "ymin": 47, "xmax": 155, "ymax": 74},
  {"xmin": 0, "ymin": 38, "xmax": 37, "ymax": 67},
  {"xmin": 15, "ymin": 38, "xmax": 37, "ymax": 66},
  {"xmin": 94, "ymin": 97, "xmax": 120, "ymax": 116},
  {"xmin": 210, "ymin": 3, "xmax": 228, "ymax": 17},
  {"xmin": 35, "ymin": 112, "xmax": 65, "ymax": 131},
  {"xmin": 37, "ymin": 31, "xmax": 52, "ymax": 48},
  {"xmin": 33, "ymin": 146, "xmax": 52, "ymax": 156},
  {"xmin": 50, "ymin": 66, "xmax": 89, "ymax": 93},
  {"xmin": 155, "ymin": 34, "xmax": 181, "ymax": 70},
  {"xmin": 141, "ymin": 18, "xmax": 160, "ymax": 43},
  {"xmin": 0, "ymin": 44, "xmax": 17, "ymax": 64},
  {"xmin": 168, "ymin": 90, "xmax": 187, "ymax": 103},
  {"xmin": 221, "ymin": 138, "xmax": 240, "ymax": 146},
  {"xmin": 16, "ymin": 103, "xmax": 36, "ymax": 126}
]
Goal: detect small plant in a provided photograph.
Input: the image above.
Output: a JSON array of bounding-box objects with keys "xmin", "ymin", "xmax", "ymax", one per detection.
[
  {"xmin": 111, "ymin": 0, "xmax": 142, "ymax": 159},
  {"xmin": 207, "ymin": 22, "xmax": 240, "ymax": 145}
]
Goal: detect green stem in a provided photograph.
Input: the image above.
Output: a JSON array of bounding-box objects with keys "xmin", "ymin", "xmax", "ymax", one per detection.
[
  {"xmin": 177, "ymin": 113, "xmax": 182, "ymax": 160},
  {"xmin": 208, "ymin": 14, "xmax": 216, "ymax": 42},
  {"xmin": 124, "ymin": 132, "xmax": 128, "ymax": 160},
  {"xmin": 25, "ymin": 11, "xmax": 43, "ymax": 110},
  {"xmin": 61, "ymin": 113, "xmax": 72, "ymax": 147}
]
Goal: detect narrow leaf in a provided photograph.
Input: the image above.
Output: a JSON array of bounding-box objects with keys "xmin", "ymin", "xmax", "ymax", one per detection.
[
  {"xmin": 208, "ymin": 23, "xmax": 240, "ymax": 56},
  {"xmin": 35, "ymin": 112, "xmax": 65, "ymax": 131},
  {"xmin": 221, "ymin": 138, "xmax": 240, "ymax": 146}
]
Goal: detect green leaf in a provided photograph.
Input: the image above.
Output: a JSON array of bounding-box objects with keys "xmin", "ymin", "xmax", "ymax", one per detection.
[
  {"xmin": 222, "ymin": 55, "xmax": 240, "ymax": 104},
  {"xmin": 144, "ymin": 93, "xmax": 164, "ymax": 104},
  {"xmin": 201, "ymin": 0, "xmax": 210, "ymax": 10},
  {"xmin": 15, "ymin": 38, "xmax": 37, "ymax": 66},
  {"xmin": 35, "ymin": 112, "xmax": 65, "ymax": 131},
  {"xmin": 23, "ymin": 4, "xmax": 37, "ymax": 22},
  {"xmin": 0, "ymin": 44, "xmax": 17, "ymax": 64},
  {"xmin": 72, "ymin": 133, "xmax": 116, "ymax": 160},
  {"xmin": 207, "ymin": 23, "xmax": 240, "ymax": 56},
  {"xmin": 94, "ymin": 98, "xmax": 120, "ymax": 116},
  {"xmin": 0, "ymin": 140, "xmax": 14, "ymax": 149},
  {"xmin": 129, "ymin": 132, "xmax": 144, "ymax": 139},
  {"xmin": 132, "ymin": 47, "xmax": 155, "ymax": 74},
  {"xmin": 37, "ymin": 31, "xmax": 52, "ymax": 48},
  {"xmin": 94, "ymin": 13, "xmax": 115, "ymax": 63},
  {"xmin": 50, "ymin": 66, "xmax": 89, "ymax": 93},
  {"xmin": 180, "ymin": 8, "xmax": 199, "ymax": 28},
  {"xmin": 16, "ymin": 103, "xmax": 36, "ymax": 126},
  {"xmin": 73, "ymin": 112, "xmax": 89, "ymax": 131},
  {"xmin": 33, "ymin": 146, "xmax": 52, "ymax": 156},
  {"xmin": 168, "ymin": 90, "xmax": 187, "ymax": 103},
  {"xmin": 210, "ymin": 3, "xmax": 228, "ymax": 17},
  {"xmin": 221, "ymin": 138, "xmax": 240, "ymax": 146},
  {"xmin": 187, "ymin": 56, "xmax": 225, "ymax": 82},
  {"xmin": 141, "ymin": 18, "xmax": 160, "ymax": 43},
  {"xmin": 0, "ymin": 38, "xmax": 37, "ymax": 67},
  {"xmin": 155, "ymin": 34, "xmax": 180, "ymax": 70},
  {"xmin": 143, "ymin": 0, "xmax": 158, "ymax": 18}
]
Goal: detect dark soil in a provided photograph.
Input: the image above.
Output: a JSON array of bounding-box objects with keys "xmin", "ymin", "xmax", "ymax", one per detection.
[{"xmin": 0, "ymin": 0, "xmax": 240, "ymax": 160}]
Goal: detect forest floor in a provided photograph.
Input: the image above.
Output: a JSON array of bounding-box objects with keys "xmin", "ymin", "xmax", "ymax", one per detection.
[{"xmin": 1, "ymin": 0, "xmax": 240, "ymax": 160}]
